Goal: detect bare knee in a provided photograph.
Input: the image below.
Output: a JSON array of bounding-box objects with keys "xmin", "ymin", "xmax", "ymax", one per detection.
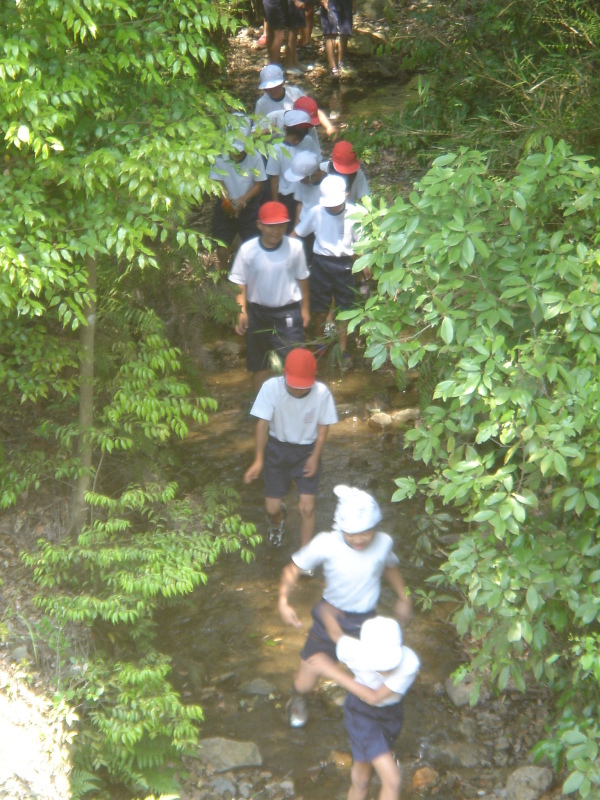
[
  {"xmin": 350, "ymin": 762, "xmax": 372, "ymax": 799},
  {"xmin": 298, "ymin": 495, "xmax": 315, "ymax": 519}
]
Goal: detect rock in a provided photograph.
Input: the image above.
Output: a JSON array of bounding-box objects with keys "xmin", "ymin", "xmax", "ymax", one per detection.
[
  {"xmin": 431, "ymin": 741, "xmax": 486, "ymax": 769},
  {"xmin": 280, "ymin": 778, "xmax": 295, "ymax": 795},
  {"xmin": 10, "ymin": 646, "xmax": 29, "ymax": 663},
  {"xmin": 209, "ymin": 775, "xmax": 237, "ymax": 797},
  {"xmin": 368, "ymin": 412, "xmax": 393, "ymax": 430},
  {"xmin": 351, "ymin": 31, "xmax": 375, "ymax": 56},
  {"xmin": 390, "ymin": 408, "xmax": 420, "ymax": 426},
  {"xmin": 197, "ymin": 738, "xmax": 262, "ymax": 772},
  {"xmin": 445, "ymin": 672, "xmax": 481, "ymax": 707},
  {"xmin": 329, "ymin": 750, "xmax": 353, "ymax": 769},
  {"xmin": 357, "ymin": 0, "xmax": 395, "ymax": 21},
  {"xmin": 240, "ymin": 677, "xmax": 278, "ymax": 697},
  {"xmin": 238, "ymin": 782, "xmax": 253, "ymax": 799},
  {"xmin": 412, "ymin": 766, "xmax": 439, "ymax": 790},
  {"xmin": 505, "ymin": 766, "xmax": 553, "ymax": 800}
]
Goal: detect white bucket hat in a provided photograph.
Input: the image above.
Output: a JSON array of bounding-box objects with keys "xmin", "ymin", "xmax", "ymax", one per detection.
[
  {"xmin": 359, "ymin": 617, "xmax": 404, "ymax": 671},
  {"xmin": 284, "ymin": 151, "xmax": 319, "ymax": 183},
  {"xmin": 226, "ymin": 112, "xmax": 252, "ymax": 152},
  {"xmin": 283, "ymin": 109, "xmax": 311, "ymax": 129},
  {"xmin": 259, "ymin": 64, "xmax": 285, "ymax": 90},
  {"xmin": 333, "ymin": 485, "xmax": 382, "ymax": 533},
  {"xmin": 319, "ymin": 174, "xmax": 347, "ymax": 207}
]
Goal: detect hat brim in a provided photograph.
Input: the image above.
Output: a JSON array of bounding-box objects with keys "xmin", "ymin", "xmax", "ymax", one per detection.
[
  {"xmin": 320, "ymin": 193, "xmax": 346, "ymax": 207},
  {"xmin": 260, "ymin": 79, "xmax": 284, "ymax": 89},
  {"xmin": 332, "ymin": 161, "xmax": 359, "ymax": 174},
  {"xmin": 284, "ymin": 168, "xmax": 307, "ymax": 182},
  {"xmin": 285, "ymin": 373, "xmax": 315, "ymax": 389}
]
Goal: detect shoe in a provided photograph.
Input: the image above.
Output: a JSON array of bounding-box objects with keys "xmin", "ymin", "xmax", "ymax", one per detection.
[
  {"xmin": 324, "ymin": 321, "xmax": 336, "ymax": 338},
  {"xmin": 267, "ymin": 502, "xmax": 286, "ymax": 546},
  {"xmin": 301, "ymin": 569, "xmax": 315, "ymax": 578},
  {"xmin": 286, "ymin": 66, "xmax": 305, "ymax": 76},
  {"xmin": 288, "ymin": 694, "xmax": 308, "ymax": 728},
  {"xmin": 330, "ymin": 67, "xmax": 340, "ymax": 80}
]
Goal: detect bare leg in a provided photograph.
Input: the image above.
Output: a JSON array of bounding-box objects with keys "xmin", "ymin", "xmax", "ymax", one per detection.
[
  {"xmin": 340, "ymin": 34, "xmax": 349, "ymax": 62},
  {"xmin": 292, "ymin": 658, "xmax": 319, "ymax": 694},
  {"xmin": 348, "ymin": 761, "xmax": 372, "ymax": 800},
  {"xmin": 313, "ymin": 310, "xmax": 328, "ymax": 339},
  {"xmin": 286, "ymin": 28, "xmax": 301, "ymax": 68},
  {"xmin": 252, "ymin": 369, "xmax": 271, "ymax": 392},
  {"xmin": 325, "ymin": 35, "xmax": 337, "ymax": 70},
  {"xmin": 298, "ymin": 493, "xmax": 316, "ymax": 546},
  {"xmin": 267, "ymin": 27, "xmax": 285, "ymax": 63},
  {"xmin": 265, "ymin": 496, "xmax": 285, "ymax": 524},
  {"xmin": 338, "ymin": 319, "xmax": 348, "ymax": 354},
  {"xmin": 372, "ymin": 753, "xmax": 402, "ymax": 800}
]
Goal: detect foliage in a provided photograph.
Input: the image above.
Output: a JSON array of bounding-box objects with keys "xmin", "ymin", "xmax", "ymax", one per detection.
[
  {"xmin": 342, "ymin": 138, "xmax": 600, "ymax": 796},
  {"xmin": 23, "ymin": 483, "xmax": 259, "ymax": 797}
]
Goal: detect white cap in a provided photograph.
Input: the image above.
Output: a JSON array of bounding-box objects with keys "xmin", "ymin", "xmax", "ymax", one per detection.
[
  {"xmin": 283, "ymin": 109, "xmax": 311, "ymax": 128},
  {"xmin": 333, "ymin": 485, "xmax": 382, "ymax": 533},
  {"xmin": 320, "ymin": 174, "xmax": 347, "ymax": 207},
  {"xmin": 284, "ymin": 151, "xmax": 319, "ymax": 183},
  {"xmin": 359, "ymin": 617, "xmax": 404, "ymax": 671},
  {"xmin": 259, "ymin": 64, "xmax": 284, "ymax": 89},
  {"xmin": 226, "ymin": 112, "xmax": 252, "ymax": 152}
]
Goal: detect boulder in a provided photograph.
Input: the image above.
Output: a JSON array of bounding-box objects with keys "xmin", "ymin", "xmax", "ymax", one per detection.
[
  {"xmin": 240, "ymin": 677, "xmax": 278, "ymax": 696},
  {"xmin": 505, "ymin": 766, "xmax": 553, "ymax": 800},
  {"xmin": 368, "ymin": 412, "xmax": 393, "ymax": 430},
  {"xmin": 197, "ymin": 737, "xmax": 262, "ymax": 772},
  {"xmin": 412, "ymin": 766, "xmax": 439, "ymax": 790}
]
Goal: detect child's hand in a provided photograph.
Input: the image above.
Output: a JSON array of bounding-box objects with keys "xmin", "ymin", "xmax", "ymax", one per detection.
[
  {"xmin": 235, "ymin": 310, "xmax": 248, "ymax": 336},
  {"xmin": 279, "ymin": 601, "xmax": 303, "ymax": 628},
  {"xmin": 393, "ymin": 595, "xmax": 412, "ymax": 624},
  {"xmin": 243, "ymin": 459, "xmax": 263, "ymax": 484},
  {"xmin": 302, "ymin": 452, "xmax": 319, "ymax": 477}
]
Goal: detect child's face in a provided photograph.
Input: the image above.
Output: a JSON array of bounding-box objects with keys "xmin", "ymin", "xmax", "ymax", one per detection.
[
  {"xmin": 285, "ymin": 383, "xmax": 312, "ymax": 398},
  {"xmin": 258, "ymin": 221, "xmax": 287, "ymax": 248},
  {"xmin": 265, "ymin": 84, "xmax": 285, "ymax": 100},
  {"xmin": 343, "ymin": 528, "xmax": 376, "ymax": 551},
  {"xmin": 325, "ymin": 202, "xmax": 346, "ymax": 214}
]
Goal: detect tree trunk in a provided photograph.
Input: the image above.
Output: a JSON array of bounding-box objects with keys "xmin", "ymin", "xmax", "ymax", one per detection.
[{"xmin": 71, "ymin": 257, "xmax": 97, "ymax": 535}]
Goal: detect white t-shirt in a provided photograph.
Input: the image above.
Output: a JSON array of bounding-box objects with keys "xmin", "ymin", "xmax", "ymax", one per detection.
[
  {"xmin": 293, "ymin": 180, "xmax": 323, "ymax": 225},
  {"xmin": 265, "ymin": 110, "xmax": 322, "ymax": 156},
  {"xmin": 209, "ymin": 152, "xmax": 266, "ymax": 201},
  {"xmin": 266, "ymin": 138, "xmax": 321, "ymax": 197},
  {"xmin": 292, "ymin": 529, "xmax": 400, "ymax": 612},
  {"xmin": 228, "ymin": 236, "xmax": 308, "ymax": 307},
  {"xmin": 250, "ymin": 376, "xmax": 338, "ymax": 444},
  {"xmin": 255, "ymin": 85, "xmax": 305, "ymax": 117},
  {"xmin": 294, "ymin": 203, "xmax": 358, "ymax": 257},
  {"xmin": 336, "ymin": 637, "xmax": 420, "ymax": 707},
  {"xmin": 321, "ymin": 161, "xmax": 370, "ymax": 204}
]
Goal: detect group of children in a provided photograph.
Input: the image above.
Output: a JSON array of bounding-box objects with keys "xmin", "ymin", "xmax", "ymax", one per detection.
[{"xmin": 208, "ymin": 53, "xmax": 419, "ymax": 800}]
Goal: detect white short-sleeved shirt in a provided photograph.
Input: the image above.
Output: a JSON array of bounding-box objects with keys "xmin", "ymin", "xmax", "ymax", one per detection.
[
  {"xmin": 336, "ymin": 638, "xmax": 420, "ymax": 706},
  {"xmin": 321, "ymin": 161, "xmax": 370, "ymax": 204},
  {"xmin": 228, "ymin": 236, "xmax": 308, "ymax": 307},
  {"xmin": 266, "ymin": 110, "xmax": 322, "ymax": 156},
  {"xmin": 292, "ymin": 530, "xmax": 400, "ymax": 612},
  {"xmin": 250, "ymin": 376, "xmax": 338, "ymax": 444},
  {"xmin": 209, "ymin": 152, "xmax": 266, "ymax": 201},
  {"xmin": 266, "ymin": 138, "xmax": 321, "ymax": 197},
  {"xmin": 255, "ymin": 85, "xmax": 305, "ymax": 117},
  {"xmin": 294, "ymin": 203, "xmax": 358, "ymax": 257},
  {"xmin": 293, "ymin": 180, "xmax": 322, "ymax": 224}
]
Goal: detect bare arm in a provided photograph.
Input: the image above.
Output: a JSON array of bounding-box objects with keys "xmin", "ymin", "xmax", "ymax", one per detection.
[
  {"xmin": 384, "ymin": 565, "xmax": 412, "ymax": 624},
  {"xmin": 278, "ymin": 561, "xmax": 303, "ymax": 627},
  {"xmin": 317, "ymin": 108, "xmax": 336, "ymax": 138},
  {"xmin": 234, "ymin": 285, "xmax": 248, "ymax": 335},
  {"xmin": 298, "ymin": 276, "xmax": 310, "ymax": 328},
  {"xmin": 243, "ymin": 418, "xmax": 269, "ymax": 484},
  {"xmin": 306, "ymin": 654, "xmax": 398, "ymax": 705},
  {"xmin": 302, "ymin": 424, "xmax": 329, "ymax": 477},
  {"xmin": 236, "ymin": 179, "xmax": 266, "ymax": 209},
  {"xmin": 270, "ymin": 174, "xmax": 279, "ymax": 201}
]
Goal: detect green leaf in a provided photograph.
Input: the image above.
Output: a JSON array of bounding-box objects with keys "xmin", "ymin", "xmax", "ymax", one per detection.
[
  {"xmin": 441, "ymin": 317, "xmax": 454, "ymax": 344},
  {"xmin": 563, "ymin": 771, "xmax": 585, "ymax": 794}
]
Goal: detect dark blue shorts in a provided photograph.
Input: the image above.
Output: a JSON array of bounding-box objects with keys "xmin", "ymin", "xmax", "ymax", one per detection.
[
  {"xmin": 321, "ymin": 0, "xmax": 353, "ymax": 36},
  {"xmin": 309, "ymin": 253, "xmax": 355, "ymax": 312},
  {"xmin": 264, "ymin": 437, "xmax": 320, "ymax": 498},
  {"xmin": 344, "ymin": 694, "xmax": 404, "ymax": 763},
  {"xmin": 263, "ymin": 0, "xmax": 288, "ymax": 29},
  {"xmin": 288, "ymin": 0, "xmax": 306, "ymax": 30},
  {"xmin": 246, "ymin": 301, "xmax": 305, "ymax": 372},
  {"xmin": 300, "ymin": 602, "xmax": 376, "ymax": 660},
  {"xmin": 212, "ymin": 196, "xmax": 262, "ymax": 246}
]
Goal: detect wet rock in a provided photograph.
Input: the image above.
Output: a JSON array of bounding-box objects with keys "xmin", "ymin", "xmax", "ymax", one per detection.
[
  {"xmin": 238, "ymin": 781, "xmax": 253, "ymax": 799},
  {"xmin": 280, "ymin": 778, "xmax": 295, "ymax": 795},
  {"xmin": 505, "ymin": 766, "xmax": 553, "ymax": 800},
  {"xmin": 209, "ymin": 775, "xmax": 237, "ymax": 797},
  {"xmin": 329, "ymin": 750, "xmax": 353, "ymax": 769},
  {"xmin": 430, "ymin": 741, "xmax": 487, "ymax": 769},
  {"xmin": 197, "ymin": 737, "xmax": 262, "ymax": 772},
  {"xmin": 412, "ymin": 766, "xmax": 439, "ymax": 790},
  {"xmin": 368, "ymin": 412, "xmax": 393, "ymax": 430},
  {"xmin": 457, "ymin": 717, "xmax": 478, "ymax": 741},
  {"xmin": 390, "ymin": 408, "xmax": 420, "ymax": 426},
  {"xmin": 496, "ymin": 735, "xmax": 511, "ymax": 751},
  {"xmin": 240, "ymin": 677, "xmax": 278, "ymax": 697},
  {"xmin": 445, "ymin": 672, "xmax": 483, "ymax": 707}
]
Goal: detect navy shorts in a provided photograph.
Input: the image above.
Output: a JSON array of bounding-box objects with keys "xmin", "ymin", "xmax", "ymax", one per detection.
[
  {"xmin": 344, "ymin": 694, "xmax": 404, "ymax": 763},
  {"xmin": 246, "ymin": 301, "xmax": 305, "ymax": 372},
  {"xmin": 288, "ymin": 0, "xmax": 306, "ymax": 30},
  {"xmin": 309, "ymin": 253, "xmax": 355, "ymax": 312},
  {"xmin": 264, "ymin": 437, "xmax": 320, "ymax": 497},
  {"xmin": 212, "ymin": 197, "xmax": 262, "ymax": 246},
  {"xmin": 300, "ymin": 601, "xmax": 376, "ymax": 660},
  {"xmin": 321, "ymin": 0, "xmax": 353, "ymax": 36},
  {"xmin": 263, "ymin": 0, "xmax": 288, "ymax": 29}
]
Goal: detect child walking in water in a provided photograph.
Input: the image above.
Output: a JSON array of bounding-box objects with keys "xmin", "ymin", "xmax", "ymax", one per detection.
[
  {"xmin": 307, "ymin": 608, "xmax": 419, "ymax": 800},
  {"xmin": 278, "ymin": 485, "xmax": 412, "ymax": 727}
]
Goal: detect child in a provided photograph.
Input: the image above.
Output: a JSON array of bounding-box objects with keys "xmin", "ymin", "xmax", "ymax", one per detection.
[
  {"xmin": 307, "ymin": 610, "xmax": 420, "ymax": 800},
  {"xmin": 255, "ymin": 64, "xmax": 305, "ymax": 118},
  {"xmin": 322, "ymin": 139, "xmax": 369, "ymax": 204},
  {"xmin": 229, "ymin": 201, "xmax": 310, "ymax": 391},
  {"xmin": 244, "ymin": 348, "xmax": 338, "ymax": 546},
  {"xmin": 321, "ymin": 0, "xmax": 354, "ymax": 78},
  {"xmin": 294, "ymin": 174, "xmax": 369, "ymax": 363},
  {"xmin": 284, "ymin": 150, "xmax": 324, "ymax": 265},
  {"xmin": 266, "ymin": 108, "xmax": 320, "ymax": 231},
  {"xmin": 209, "ymin": 114, "xmax": 267, "ymax": 271},
  {"xmin": 278, "ymin": 484, "xmax": 412, "ymax": 727}
]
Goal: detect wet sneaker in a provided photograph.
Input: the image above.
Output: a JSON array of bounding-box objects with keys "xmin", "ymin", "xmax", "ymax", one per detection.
[
  {"xmin": 324, "ymin": 321, "xmax": 336, "ymax": 338},
  {"xmin": 288, "ymin": 694, "xmax": 308, "ymax": 728},
  {"xmin": 330, "ymin": 66, "xmax": 340, "ymax": 80},
  {"xmin": 286, "ymin": 65, "xmax": 305, "ymax": 76},
  {"xmin": 267, "ymin": 503, "xmax": 286, "ymax": 546}
]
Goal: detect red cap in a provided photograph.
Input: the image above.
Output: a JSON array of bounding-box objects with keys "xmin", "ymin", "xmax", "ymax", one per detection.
[
  {"xmin": 332, "ymin": 141, "xmax": 360, "ymax": 175},
  {"xmin": 284, "ymin": 348, "xmax": 317, "ymax": 389},
  {"xmin": 258, "ymin": 201, "xmax": 290, "ymax": 225},
  {"xmin": 293, "ymin": 96, "xmax": 319, "ymax": 126}
]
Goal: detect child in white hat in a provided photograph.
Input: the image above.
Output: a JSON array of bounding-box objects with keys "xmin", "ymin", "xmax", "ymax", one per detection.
[
  {"xmin": 307, "ymin": 608, "xmax": 419, "ymax": 800},
  {"xmin": 278, "ymin": 485, "xmax": 412, "ymax": 728}
]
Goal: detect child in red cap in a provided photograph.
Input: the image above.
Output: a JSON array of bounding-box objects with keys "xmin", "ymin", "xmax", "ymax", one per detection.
[
  {"xmin": 244, "ymin": 347, "xmax": 338, "ymax": 546},
  {"xmin": 322, "ymin": 140, "xmax": 370, "ymax": 204},
  {"xmin": 229, "ymin": 202, "xmax": 310, "ymax": 391}
]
